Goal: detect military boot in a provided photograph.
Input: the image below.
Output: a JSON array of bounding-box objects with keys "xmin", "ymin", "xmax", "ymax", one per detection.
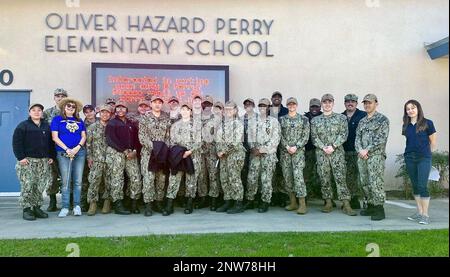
[
  {"xmin": 196, "ymin": 196, "xmax": 208, "ymax": 209},
  {"xmin": 342, "ymin": 200, "xmax": 357, "ymax": 216},
  {"xmin": 296, "ymin": 197, "xmax": 307, "ymax": 215},
  {"xmin": 227, "ymin": 200, "xmax": 244, "ymax": 214},
  {"xmin": 47, "ymin": 194, "xmax": 57, "ymax": 212},
  {"xmin": 144, "ymin": 202, "xmax": 153, "ymax": 217},
  {"xmin": 87, "ymin": 201, "xmax": 97, "ymax": 216},
  {"xmin": 216, "ymin": 200, "xmax": 232, "ymax": 213},
  {"xmin": 33, "ymin": 206, "xmax": 48, "ymax": 218},
  {"xmin": 371, "ymin": 205, "xmax": 386, "ymax": 221},
  {"xmin": 285, "ymin": 193, "xmax": 299, "ymax": 211},
  {"xmin": 153, "ymin": 200, "xmax": 164, "ymax": 213},
  {"xmin": 130, "ymin": 199, "xmax": 140, "ymax": 214},
  {"xmin": 210, "ymin": 197, "xmax": 218, "ymax": 211},
  {"xmin": 244, "ymin": 200, "xmax": 255, "ymax": 210},
  {"xmin": 101, "ymin": 200, "xmax": 111, "ymax": 214},
  {"xmin": 257, "ymin": 202, "xmax": 269, "ymax": 213},
  {"xmin": 113, "ymin": 200, "xmax": 131, "ymax": 215},
  {"xmin": 23, "ymin": 207, "xmax": 36, "ymax": 221},
  {"xmin": 184, "ymin": 198, "xmax": 194, "ymax": 214},
  {"xmin": 162, "ymin": 199, "xmax": 174, "ymax": 216},
  {"xmin": 360, "ymin": 204, "xmax": 375, "ymax": 216},
  {"xmin": 350, "ymin": 196, "xmax": 361, "ymax": 209},
  {"xmin": 321, "ymin": 199, "xmax": 333, "ymax": 213}
]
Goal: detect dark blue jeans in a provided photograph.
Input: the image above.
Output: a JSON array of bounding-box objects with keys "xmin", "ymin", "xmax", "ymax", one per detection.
[{"xmin": 404, "ymin": 152, "xmax": 432, "ymax": 198}]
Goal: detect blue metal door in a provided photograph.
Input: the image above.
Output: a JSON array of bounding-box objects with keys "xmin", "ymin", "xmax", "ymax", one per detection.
[{"xmin": 0, "ymin": 90, "xmax": 30, "ymax": 193}]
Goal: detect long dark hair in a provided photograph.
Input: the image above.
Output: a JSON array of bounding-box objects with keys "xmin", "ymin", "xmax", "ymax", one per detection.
[{"xmin": 402, "ymin": 99, "xmax": 427, "ymax": 135}]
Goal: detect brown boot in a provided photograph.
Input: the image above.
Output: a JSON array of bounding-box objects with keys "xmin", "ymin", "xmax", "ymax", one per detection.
[
  {"xmin": 321, "ymin": 199, "xmax": 333, "ymax": 213},
  {"xmin": 285, "ymin": 193, "xmax": 298, "ymax": 211},
  {"xmin": 342, "ymin": 200, "xmax": 357, "ymax": 216},
  {"xmin": 296, "ymin": 197, "xmax": 307, "ymax": 215},
  {"xmin": 101, "ymin": 200, "xmax": 111, "ymax": 214},
  {"xmin": 87, "ymin": 201, "xmax": 97, "ymax": 216}
]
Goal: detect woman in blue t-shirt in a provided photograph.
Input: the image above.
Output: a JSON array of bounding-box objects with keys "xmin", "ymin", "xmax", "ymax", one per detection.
[
  {"xmin": 402, "ymin": 100, "xmax": 437, "ymax": 225},
  {"xmin": 51, "ymin": 98, "xmax": 86, "ymax": 218}
]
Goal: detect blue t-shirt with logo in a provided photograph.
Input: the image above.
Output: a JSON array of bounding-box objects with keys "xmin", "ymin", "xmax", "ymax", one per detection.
[
  {"xmin": 404, "ymin": 119, "xmax": 436, "ymax": 158},
  {"xmin": 50, "ymin": 115, "xmax": 86, "ymax": 152}
]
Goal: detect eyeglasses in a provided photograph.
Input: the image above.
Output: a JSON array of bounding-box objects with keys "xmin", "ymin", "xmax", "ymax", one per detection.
[{"xmin": 66, "ymin": 104, "xmax": 76, "ymax": 109}]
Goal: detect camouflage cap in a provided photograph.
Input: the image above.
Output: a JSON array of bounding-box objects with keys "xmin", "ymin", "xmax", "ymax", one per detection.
[
  {"xmin": 309, "ymin": 98, "xmax": 321, "ymax": 107},
  {"xmin": 213, "ymin": 101, "xmax": 224, "ymax": 109},
  {"xmin": 203, "ymin": 95, "xmax": 214, "ymax": 104},
  {"xmin": 151, "ymin": 95, "xmax": 164, "ymax": 103},
  {"xmin": 180, "ymin": 101, "xmax": 192, "ymax": 110},
  {"xmin": 344, "ymin": 94, "xmax": 358, "ymax": 102},
  {"xmin": 54, "ymin": 88, "xmax": 68, "ymax": 97},
  {"xmin": 321, "ymin": 93, "xmax": 334, "ymax": 102},
  {"xmin": 286, "ymin": 97, "xmax": 298, "ymax": 105},
  {"xmin": 271, "ymin": 91, "xmax": 282, "ymax": 98},
  {"xmin": 105, "ymin": 97, "xmax": 116, "ymax": 104},
  {"xmin": 243, "ymin": 98, "xmax": 255, "ymax": 105},
  {"xmin": 224, "ymin": 100, "xmax": 237, "ymax": 109},
  {"xmin": 362, "ymin": 94, "xmax": 378, "ymax": 103},
  {"xmin": 98, "ymin": 104, "xmax": 113, "ymax": 113},
  {"xmin": 168, "ymin": 96, "xmax": 179, "ymax": 103},
  {"xmin": 138, "ymin": 99, "xmax": 150, "ymax": 106},
  {"xmin": 29, "ymin": 103, "xmax": 44, "ymax": 111},
  {"xmin": 258, "ymin": 98, "xmax": 271, "ymax": 106},
  {"xmin": 115, "ymin": 101, "xmax": 128, "ymax": 109}
]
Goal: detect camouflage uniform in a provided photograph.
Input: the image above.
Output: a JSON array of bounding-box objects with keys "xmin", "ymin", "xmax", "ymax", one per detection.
[
  {"xmin": 216, "ymin": 118, "xmax": 245, "ymax": 201},
  {"xmin": 241, "ymin": 113, "xmax": 258, "ymax": 191},
  {"xmin": 355, "ymin": 112, "xmax": 389, "ymax": 205},
  {"xmin": 166, "ymin": 119, "xmax": 202, "ymax": 199},
  {"xmin": 139, "ymin": 112, "xmax": 171, "ymax": 203},
  {"xmin": 194, "ymin": 112, "xmax": 212, "ymax": 198},
  {"xmin": 280, "ymin": 114, "xmax": 310, "ymax": 198},
  {"xmin": 203, "ymin": 115, "xmax": 221, "ymax": 198},
  {"xmin": 247, "ymin": 116, "xmax": 281, "ymax": 203},
  {"xmin": 81, "ymin": 118, "xmax": 98, "ymax": 206},
  {"xmin": 43, "ymin": 105, "xmax": 61, "ymax": 196},
  {"xmin": 311, "ymin": 112, "xmax": 351, "ymax": 201},
  {"xmin": 86, "ymin": 121, "xmax": 110, "ymax": 203},
  {"xmin": 16, "ymin": 158, "xmax": 52, "ymax": 208}
]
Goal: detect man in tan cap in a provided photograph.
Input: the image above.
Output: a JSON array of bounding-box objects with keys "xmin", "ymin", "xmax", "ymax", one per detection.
[
  {"xmin": 203, "ymin": 101, "xmax": 224, "ymax": 210},
  {"xmin": 86, "ymin": 104, "xmax": 114, "ymax": 215},
  {"xmin": 44, "ymin": 88, "xmax": 68, "ymax": 212},
  {"xmin": 128, "ymin": 99, "xmax": 151, "ymax": 124},
  {"xmin": 168, "ymin": 96, "xmax": 181, "ymax": 124},
  {"xmin": 356, "ymin": 94, "xmax": 389, "ymax": 221},
  {"xmin": 215, "ymin": 100, "xmax": 246, "ymax": 214},
  {"xmin": 105, "ymin": 101, "xmax": 142, "ymax": 215},
  {"xmin": 196, "ymin": 94, "xmax": 215, "ymax": 209},
  {"xmin": 240, "ymin": 97, "xmax": 257, "ymax": 205},
  {"xmin": 245, "ymin": 98, "xmax": 281, "ymax": 212},
  {"xmin": 342, "ymin": 93, "xmax": 367, "ymax": 209},
  {"xmin": 311, "ymin": 93, "xmax": 356, "ymax": 216},
  {"xmin": 303, "ymin": 98, "xmax": 323, "ymax": 199},
  {"xmin": 279, "ymin": 97, "xmax": 311, "ymax": 214},
  {"xmin": 138, "ymin": 95, "xmax": 171, "ymax": 216}
]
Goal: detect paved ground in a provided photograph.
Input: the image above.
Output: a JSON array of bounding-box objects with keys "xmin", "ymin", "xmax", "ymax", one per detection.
[{"xmin": 0, "ymin": 197, "xmax": 448, "ymax": 239}]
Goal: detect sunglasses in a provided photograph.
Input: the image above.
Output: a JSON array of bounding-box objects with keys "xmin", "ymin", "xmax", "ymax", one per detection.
[{"xmin": 65, "ymin": 103, "xmax": 76, "ymax": 109}]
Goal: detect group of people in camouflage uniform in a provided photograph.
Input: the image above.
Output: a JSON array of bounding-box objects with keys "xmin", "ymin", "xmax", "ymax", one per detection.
[{"xmin": 13, "ymin": 88, "xmax": 390, "ymax": 221}]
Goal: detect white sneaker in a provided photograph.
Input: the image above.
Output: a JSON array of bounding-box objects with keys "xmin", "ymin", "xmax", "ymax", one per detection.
[
  {"xmin": 58, "ymin": 208, "xmax": 69, "ymax": 218},
  {"xmin": 73, "ymin": 205, "xmax": 82, "ymax": 216}
]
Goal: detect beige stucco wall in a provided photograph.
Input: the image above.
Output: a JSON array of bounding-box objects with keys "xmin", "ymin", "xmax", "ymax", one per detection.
[{"xmin": 1, "ymin": 0, "xmax": 448, "ymax": 190}]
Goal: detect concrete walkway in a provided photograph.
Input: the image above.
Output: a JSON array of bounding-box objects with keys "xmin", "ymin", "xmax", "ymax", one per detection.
[{"xmin": 0, "ymin": 197, "xmax": 448, "ymax": 239}]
